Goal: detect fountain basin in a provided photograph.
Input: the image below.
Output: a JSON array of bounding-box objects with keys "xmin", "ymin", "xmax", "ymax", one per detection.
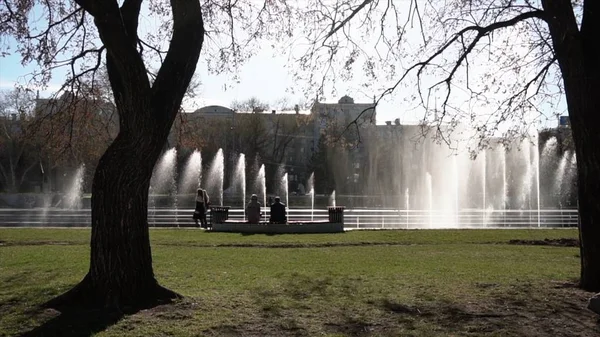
[{"xmin": 211, "ymin": 220, "xmax": 344, "ymax": 233}]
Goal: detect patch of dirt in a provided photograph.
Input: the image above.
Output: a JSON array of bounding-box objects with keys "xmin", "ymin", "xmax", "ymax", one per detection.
[
  {"xmin": 508, "ymin": 238, "xmax": 579, "ymax": 247},
  {"xmin": 137, "ymin": 300, "xmax": 196, "ymax": 321},
  {"xmin": 374, "ymin": 286, "xmax": 599, "ymax": 337}
]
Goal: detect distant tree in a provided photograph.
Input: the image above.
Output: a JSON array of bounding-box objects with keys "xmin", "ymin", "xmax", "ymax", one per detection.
[
  {"xmin": 308, "ymin": 137, "xmax": 336, "ymax": 194},
  {"xmin": 31, "ymin": 93, "xmax": 116, "ymax": 174},
  {"xmin": 0, "ymin": 88, "xmax": 37, "ymax": 192},
  {"xmin": 231, "ymin": 97, "xmax": 269, "ymax": 114}
]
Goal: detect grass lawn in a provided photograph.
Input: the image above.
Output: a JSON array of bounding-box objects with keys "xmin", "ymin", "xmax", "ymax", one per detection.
[{"xmin": 0, "ymin": 228, "xmax": 598, "ymax": 336}]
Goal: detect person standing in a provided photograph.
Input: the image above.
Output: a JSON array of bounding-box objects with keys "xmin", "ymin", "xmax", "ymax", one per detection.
[{"xmin": 193, "ymin": 188, "xmax": 210, "ymax": 228}]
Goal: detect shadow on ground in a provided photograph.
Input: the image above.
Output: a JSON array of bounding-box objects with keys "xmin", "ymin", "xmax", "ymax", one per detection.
[{"xmin": 18, "ymin": 308, "xmax": 124, "ymax": 337}]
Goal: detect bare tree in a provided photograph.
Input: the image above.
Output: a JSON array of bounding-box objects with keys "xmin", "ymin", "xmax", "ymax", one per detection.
[
  {"xmin": 288, "ymin": 0, "xmax": 600, "ymax": 291},
  {"xmin": 2, "ymin": 0, "xmax": 205, "ymax": 309},
  {"xmin": 1, "ymin": 0, "xmax": 297, "ymax": 309},
  {"xmin": 0, "ymin": 88, "xmax": 37, "ymax": 192},
  {"xmin": 231, "ymin": 97, "xmax": 270, "ymax": 114}
]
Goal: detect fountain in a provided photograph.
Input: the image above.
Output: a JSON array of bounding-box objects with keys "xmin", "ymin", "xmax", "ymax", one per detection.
[
  {"xmin": 482, "ymin": 149, "xmax": 487, "ymax": 211},
  {"xmin": 308, "ymin": 172, "xmax": 315, "ymax": 221},
  {"xmin": 233, "ymin": 153, "xmax": 246, "ymax": 215},
  {"xmin": 559, "ymin": 152, "xmax": 577, "ymax": 206},
  {"xmin": 64, "ymin": 164, "xmax": 85, "ymax": 209},
  {"xmin": 519, "ymin": 140, "xmax": 533, "ymax": 210},
  {"xmin": 534, "ymin": 134, "xmax": 541, "ymax": 227},
  {"xmin": 282, "ymin": 172, "xmax": 289, "ymax": 207},
  {"xmin": 330, "ymin": 189, "xmax": 336, "ymax": 207},
  {"xmin": 500, "ymin": 146, "xmax": 507, "ymax": 210},
  {"xmin": 205, "ymin": 148, "xmax": 224, "ymax": 206},
  {"xmin": 405, "ymin": 187, "xmax": 409, "ymax": 229},
  {"xmin": 257, "ymin": 164, "xmax": 266, "ymax": 222},
  {"xmin": 150, "ymin": 148, "xmax": 178, "ymax": 209},
  {"xmin": 453, "ymin": 155, "xmax": 459, "ymax": 226},
  {"xmin": 554, "ymin": 151, "xmax": 570, "ymax": 204},
  {"xmin": 426, "ymin": 172, "xmax": 432, "ymax": 227},
  {"xmin": 179, "ymin": 149, "xmax": 202, "ymax": 198}
]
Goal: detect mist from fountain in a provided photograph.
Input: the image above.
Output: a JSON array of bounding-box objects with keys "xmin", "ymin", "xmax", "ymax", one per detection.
[
  {"xmin": 554, "ymin": 151, "xmax": 570, "ymax": 205},
  {"xmin": 282, "ymin": 172, "xmax": 289, "ymax": 207},
  {"xmin": 562, "ymin": 152, "xmax": 577, "ymax": 205},
  {"xmin": 501, "ymin": 147, "xmax": 507, "ymax": 210},
  {"xmin": 205, "ymin": 148, "xmax": 224, "ymax": 206},
  {"xmin": 519, "ymin": 141, "xmax": 533, "ymax": 210},
  {"xmin": 130, "ymin": 133, "xmax": 569, "ymax": 228},
  {"xmin": 64, "ymin": 164, "xmax": 85, "ymax": 209},
  {"xmin": 540, "ymin": 137, "xmax": 558, "ymax": 207},
  {"xmin": 330, "ymin": 189, "xmax": 336, "ymax": 207},
  {"xmin": 233, "ymin": 153, "xmax": 246, "ymax": 215},
  {"xmin": 405, "ymin": 187, "xmax": 409, "ymax": 228},
  {"xmin": 481, "ymin": 150, "xmax": 487, "ymax": 212},
  {"xmin": 150, "ymin": 148, "xmax": 178, "ymax": 209},
  {"xmin": 179, "ymin": 150, "xmax": 202, "ymax": 196},
  {"xmin": 453, "ymin": 155, "xmax": 459, "ymax": 225},
  {"xmin": 426, "ymin": 172, "xmax": 432, "ymax": 227},
  {"xmin": 534, "ymin": 135, "xmax": 541, "ymax": 227},
  {"xmin": 257, "ymin": 164, "xmax": 266, "ymax": 222},
  {"xmin": 308, "ymin": 172, "xmax": 315, "ymax": 221},
  {"xmin": 541, "ymin": 137, "xmax": 557, "ymax": 166}
]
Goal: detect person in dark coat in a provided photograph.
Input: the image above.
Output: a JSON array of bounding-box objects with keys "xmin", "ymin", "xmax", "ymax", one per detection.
[
  {"xmin": 269, "ymin": 196, "xmax": 287, "ymax": 224},
  {"xmin": 193, "ymin": 188, "xmax": 210, "ymax": 228}
]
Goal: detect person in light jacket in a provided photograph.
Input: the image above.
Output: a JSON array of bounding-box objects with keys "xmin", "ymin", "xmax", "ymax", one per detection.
[
  {"xmin": 246, "ymin": 194, "xmax": 262, "ymax": 224},
  {"xmin": 193, "ymin": 188, "xmax": 210, "ymax": 228}
]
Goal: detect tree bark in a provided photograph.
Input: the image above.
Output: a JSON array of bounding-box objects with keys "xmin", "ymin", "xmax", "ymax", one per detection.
[
  {"xmin": 46, "ymin": 0, "xmax": 204, "ymax": 310},
  {"xmin": 542, "ymin": 0, "xmax": 600, "ymax": 291}
]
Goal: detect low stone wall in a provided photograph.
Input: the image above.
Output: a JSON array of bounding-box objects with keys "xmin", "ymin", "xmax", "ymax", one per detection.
[{"xmin": 211, "ymin": 221, "xmax": 344, "ymax": 234}]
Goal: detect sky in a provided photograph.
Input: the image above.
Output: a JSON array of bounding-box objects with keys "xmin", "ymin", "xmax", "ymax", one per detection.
[
  {"xmin": 0, "ymin": 1, "xmax": 567, "ymax": 131},
  {"xmin": 0, "ymin": 40, "xmax": 390, "ymax": 119}
]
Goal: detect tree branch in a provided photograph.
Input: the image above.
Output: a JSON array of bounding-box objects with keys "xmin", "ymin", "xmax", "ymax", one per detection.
[{"xmin": 151, "ymin": 0, "xmax": 204, "ymax": 123}]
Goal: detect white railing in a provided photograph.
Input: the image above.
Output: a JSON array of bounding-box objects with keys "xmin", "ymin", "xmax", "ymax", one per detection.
[{"xmin": 0, "ymin": 208, "xmax": 579, "ymax": 228}]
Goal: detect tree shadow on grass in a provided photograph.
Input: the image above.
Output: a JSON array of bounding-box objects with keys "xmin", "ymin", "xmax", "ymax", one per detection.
[{"xmin": 18, "ymin": 308, "xmax": 124, "ymax": 337}]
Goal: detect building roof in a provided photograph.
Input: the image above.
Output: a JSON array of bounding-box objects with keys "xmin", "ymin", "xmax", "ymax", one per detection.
[
  {"xmin": 193, "ymin": 105, "xmax": 234, "ymax": 115},
  {"xmin": 338, "ymin": 95, "xmax": 355, "ymax": 104}
]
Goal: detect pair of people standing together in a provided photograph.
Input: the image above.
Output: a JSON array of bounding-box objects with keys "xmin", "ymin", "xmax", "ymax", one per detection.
[{"xmin": 193, "ymin": 188, "xmax": 210, "ymax": 228}]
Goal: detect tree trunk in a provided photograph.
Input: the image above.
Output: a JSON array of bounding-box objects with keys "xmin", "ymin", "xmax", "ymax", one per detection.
[
  {"xmin": 45, "ymin": 0, "xmax": 204, "ymax": 310},
  {"xmin": 575, "ymin": 124, "xmax": 600, "ymax": 292},
  {"xmin": 542, "ymin": 0, "xmax": 600, "ymax": 291},
  {"xmin": 46, "ymin": 126, "xmax": 178, "ymax": 309}
]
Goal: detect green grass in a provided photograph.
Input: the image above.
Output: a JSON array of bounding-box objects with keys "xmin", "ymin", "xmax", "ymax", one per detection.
[
  {"xmin": 1, "ymin": 228, "xmax": 597, "ymax": 337},
  {"xmin": 0, "ymin": 227, "xmax": 580, "ymax": 246}
]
